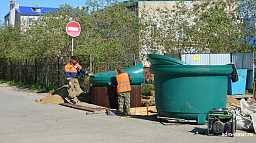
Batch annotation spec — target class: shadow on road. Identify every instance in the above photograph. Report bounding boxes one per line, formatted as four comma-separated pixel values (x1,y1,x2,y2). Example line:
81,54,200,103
189,127,208,135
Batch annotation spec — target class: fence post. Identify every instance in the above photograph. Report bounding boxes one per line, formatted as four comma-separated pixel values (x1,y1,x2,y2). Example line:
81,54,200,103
90,54,92,74
44,58,47,87
25,59,28,82
35,58,37,83
17,60,19,81
4,61,7,81
58,57,60,88
133,54,136,65
10,60,12,81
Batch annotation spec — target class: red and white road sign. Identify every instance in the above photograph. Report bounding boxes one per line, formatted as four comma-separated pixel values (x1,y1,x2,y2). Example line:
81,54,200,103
66,21,81,37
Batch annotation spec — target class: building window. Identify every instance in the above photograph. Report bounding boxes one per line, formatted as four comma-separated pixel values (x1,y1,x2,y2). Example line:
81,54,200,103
6,19,9,26
32,8,41,12
27,18,32,25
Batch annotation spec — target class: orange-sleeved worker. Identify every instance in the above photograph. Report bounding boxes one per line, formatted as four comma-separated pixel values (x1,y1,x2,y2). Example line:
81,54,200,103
64,56,91,104
116,67,132,115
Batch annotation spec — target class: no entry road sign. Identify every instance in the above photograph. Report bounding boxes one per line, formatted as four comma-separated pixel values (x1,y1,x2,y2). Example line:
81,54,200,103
66,21,81,37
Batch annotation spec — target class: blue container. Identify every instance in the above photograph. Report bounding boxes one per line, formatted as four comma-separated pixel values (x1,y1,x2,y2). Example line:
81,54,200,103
228,69,247,95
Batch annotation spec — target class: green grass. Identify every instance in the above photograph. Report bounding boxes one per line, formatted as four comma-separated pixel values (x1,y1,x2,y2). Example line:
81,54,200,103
0,79,57,93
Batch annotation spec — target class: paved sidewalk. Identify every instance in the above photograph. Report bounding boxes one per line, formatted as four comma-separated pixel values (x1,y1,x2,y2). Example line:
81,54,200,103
0,83,255,143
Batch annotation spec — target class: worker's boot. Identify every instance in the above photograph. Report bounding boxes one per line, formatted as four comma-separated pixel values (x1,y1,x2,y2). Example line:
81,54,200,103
65,97,75,104
70,99,77,104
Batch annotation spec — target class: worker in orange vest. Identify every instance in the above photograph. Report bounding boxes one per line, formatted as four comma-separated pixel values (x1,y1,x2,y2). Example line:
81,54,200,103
116,67,132,115
64,56,91,104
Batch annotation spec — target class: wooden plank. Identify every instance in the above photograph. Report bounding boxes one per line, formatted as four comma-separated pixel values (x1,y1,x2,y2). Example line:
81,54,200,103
157,116,197,123
130,106,157,115
230,94,253,99
78,102,110,109
59,103,105,113
253,82,255,101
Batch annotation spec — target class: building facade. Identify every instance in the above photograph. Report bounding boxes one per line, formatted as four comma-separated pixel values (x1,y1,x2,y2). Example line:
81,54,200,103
4,3,58,29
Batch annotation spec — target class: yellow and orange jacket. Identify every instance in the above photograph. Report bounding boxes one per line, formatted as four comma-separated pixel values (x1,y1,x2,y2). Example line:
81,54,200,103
64,62,89,82
116,72,132,93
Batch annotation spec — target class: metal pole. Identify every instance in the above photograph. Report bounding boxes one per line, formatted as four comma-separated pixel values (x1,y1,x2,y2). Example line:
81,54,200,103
72,37,74,56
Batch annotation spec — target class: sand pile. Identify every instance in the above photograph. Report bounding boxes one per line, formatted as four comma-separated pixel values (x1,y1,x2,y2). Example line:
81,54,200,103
37,94,64,105
36,85,87,105
226,95,241,108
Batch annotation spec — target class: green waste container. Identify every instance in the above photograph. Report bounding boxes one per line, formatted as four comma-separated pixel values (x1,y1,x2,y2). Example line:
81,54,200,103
148,54,233,124
89,63,145,109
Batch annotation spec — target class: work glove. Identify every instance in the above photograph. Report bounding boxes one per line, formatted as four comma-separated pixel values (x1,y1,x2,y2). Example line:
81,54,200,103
88,73,92,76
69,81,72,87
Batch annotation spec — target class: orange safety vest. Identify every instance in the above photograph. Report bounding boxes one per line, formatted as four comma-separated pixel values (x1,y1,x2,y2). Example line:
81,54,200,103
64,62,82,72
116,73,131,93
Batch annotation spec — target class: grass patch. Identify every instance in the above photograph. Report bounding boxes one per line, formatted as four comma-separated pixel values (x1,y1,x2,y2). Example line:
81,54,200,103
0,79,56,93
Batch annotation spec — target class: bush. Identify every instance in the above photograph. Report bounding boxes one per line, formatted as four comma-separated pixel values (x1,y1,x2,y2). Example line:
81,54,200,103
141,83,154,96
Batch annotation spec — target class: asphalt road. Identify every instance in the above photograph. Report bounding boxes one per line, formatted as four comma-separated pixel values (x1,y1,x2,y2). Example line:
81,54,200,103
0,83,256,143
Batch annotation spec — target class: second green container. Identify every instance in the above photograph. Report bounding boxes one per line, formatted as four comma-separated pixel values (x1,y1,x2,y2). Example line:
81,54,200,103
148,54,233,124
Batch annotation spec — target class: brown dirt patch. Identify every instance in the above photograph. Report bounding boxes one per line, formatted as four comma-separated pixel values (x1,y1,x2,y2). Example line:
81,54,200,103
37,94,64,105
226,95,241,108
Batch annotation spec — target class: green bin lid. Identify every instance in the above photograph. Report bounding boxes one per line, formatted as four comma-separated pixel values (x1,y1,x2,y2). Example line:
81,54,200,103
148,54,188,65
89,63,145,86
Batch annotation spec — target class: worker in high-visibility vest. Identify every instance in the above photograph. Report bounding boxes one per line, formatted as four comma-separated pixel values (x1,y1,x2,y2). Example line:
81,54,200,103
64,56,91,104
116,67,132,115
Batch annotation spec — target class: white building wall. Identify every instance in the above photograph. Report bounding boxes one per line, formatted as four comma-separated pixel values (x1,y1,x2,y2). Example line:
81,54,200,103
20,15,40,30
5,3,20,26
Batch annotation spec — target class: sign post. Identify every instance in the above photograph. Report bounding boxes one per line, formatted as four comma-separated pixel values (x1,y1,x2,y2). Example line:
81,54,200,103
66,21,81,56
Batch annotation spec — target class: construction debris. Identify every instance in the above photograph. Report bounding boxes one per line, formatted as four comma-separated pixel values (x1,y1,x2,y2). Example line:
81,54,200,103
235,98,256,133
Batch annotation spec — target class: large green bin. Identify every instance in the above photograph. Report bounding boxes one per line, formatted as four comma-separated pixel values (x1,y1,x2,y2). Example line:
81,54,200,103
89,63,144,109
89,63,144,87
148,54,233,124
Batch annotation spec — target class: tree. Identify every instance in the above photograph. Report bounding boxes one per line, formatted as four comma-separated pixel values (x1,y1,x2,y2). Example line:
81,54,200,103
138,0,255,55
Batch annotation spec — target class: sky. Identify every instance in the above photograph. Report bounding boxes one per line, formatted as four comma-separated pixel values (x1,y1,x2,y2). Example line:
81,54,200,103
0,0,124,24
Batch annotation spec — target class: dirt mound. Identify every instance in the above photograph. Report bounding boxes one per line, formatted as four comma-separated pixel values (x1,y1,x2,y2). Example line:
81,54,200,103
36,85,88,105
37,94,64,105
226,95,240,108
